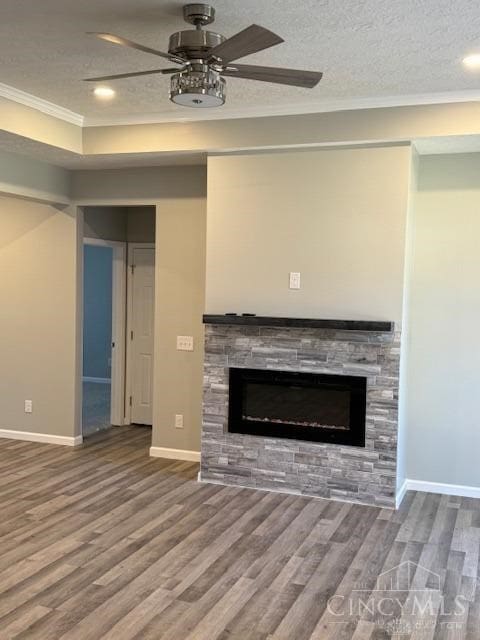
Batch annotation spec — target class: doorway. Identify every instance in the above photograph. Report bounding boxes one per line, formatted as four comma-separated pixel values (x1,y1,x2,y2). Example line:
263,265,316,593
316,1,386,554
80,206,156,437
82,238,126,436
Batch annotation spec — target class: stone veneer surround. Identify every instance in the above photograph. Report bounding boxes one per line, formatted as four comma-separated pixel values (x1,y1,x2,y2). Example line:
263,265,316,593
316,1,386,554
201,322,401,508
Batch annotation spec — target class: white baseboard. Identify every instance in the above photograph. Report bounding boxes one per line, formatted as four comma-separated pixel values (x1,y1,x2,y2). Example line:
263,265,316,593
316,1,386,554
401,478,480,500
396,479,408,508
198,473,479,508
0,428,83,447
149,446,200,462
83,377,111,384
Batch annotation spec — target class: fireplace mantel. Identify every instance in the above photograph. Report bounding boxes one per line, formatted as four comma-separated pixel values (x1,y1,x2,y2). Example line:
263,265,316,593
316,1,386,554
203,314,393,333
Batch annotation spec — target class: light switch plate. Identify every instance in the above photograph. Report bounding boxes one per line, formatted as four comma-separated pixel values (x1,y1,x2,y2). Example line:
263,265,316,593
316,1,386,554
177,335,194,351
289,272,301,289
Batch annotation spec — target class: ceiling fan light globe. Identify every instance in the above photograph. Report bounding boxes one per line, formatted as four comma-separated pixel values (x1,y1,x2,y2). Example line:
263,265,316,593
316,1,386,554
170,69,225,107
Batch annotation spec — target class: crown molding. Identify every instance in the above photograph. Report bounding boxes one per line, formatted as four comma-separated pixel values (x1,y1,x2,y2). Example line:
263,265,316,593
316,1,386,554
83,89,480,128
0,82,84,127
1,80,480,131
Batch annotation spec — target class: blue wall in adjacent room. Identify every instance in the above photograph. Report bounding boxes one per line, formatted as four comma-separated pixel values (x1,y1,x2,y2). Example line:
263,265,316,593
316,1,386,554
83,245,113,379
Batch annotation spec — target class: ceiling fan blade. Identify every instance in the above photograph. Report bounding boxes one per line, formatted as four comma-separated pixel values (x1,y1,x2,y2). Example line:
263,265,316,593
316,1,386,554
84,68,181,82
208,25,284,64
222,63,323,88
87,32,184,65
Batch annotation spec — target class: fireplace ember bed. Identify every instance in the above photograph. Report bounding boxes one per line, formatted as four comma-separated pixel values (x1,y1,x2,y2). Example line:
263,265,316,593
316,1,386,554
228,367,366,447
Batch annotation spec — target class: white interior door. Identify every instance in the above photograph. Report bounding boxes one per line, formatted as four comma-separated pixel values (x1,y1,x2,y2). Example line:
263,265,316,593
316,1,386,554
128,245,155,425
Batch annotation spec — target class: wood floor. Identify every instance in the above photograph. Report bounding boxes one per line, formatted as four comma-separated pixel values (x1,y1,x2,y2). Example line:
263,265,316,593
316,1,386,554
0,426,478,639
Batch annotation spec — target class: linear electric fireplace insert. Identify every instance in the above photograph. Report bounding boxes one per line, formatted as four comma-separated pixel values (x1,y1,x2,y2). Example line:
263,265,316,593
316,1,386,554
228,368,366,447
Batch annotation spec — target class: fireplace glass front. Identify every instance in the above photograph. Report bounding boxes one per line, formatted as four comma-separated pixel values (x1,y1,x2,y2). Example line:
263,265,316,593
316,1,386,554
228,368,366,446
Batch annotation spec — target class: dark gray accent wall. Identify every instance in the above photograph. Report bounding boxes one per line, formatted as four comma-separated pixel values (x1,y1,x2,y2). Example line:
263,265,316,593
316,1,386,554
83,245,113,379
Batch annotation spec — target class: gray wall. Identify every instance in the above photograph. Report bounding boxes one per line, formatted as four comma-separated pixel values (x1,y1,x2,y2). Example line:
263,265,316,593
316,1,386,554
0,196,79,438
72,166,205,204
206,147,412,324
0,148,70,203
83,207,127,241
73,166,207,454
83,206,155,242
126,206,156,242
406,153,480,487
83,245,113,379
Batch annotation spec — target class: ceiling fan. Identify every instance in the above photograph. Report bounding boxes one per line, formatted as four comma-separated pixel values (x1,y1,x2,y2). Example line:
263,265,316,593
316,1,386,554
84,3,323,108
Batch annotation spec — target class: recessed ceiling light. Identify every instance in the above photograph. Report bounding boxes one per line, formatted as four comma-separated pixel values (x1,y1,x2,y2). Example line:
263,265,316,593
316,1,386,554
93,86,116,99
463,54,480,69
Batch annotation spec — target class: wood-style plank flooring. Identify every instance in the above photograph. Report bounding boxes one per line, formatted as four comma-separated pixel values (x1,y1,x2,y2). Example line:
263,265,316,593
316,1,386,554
0,426,478,639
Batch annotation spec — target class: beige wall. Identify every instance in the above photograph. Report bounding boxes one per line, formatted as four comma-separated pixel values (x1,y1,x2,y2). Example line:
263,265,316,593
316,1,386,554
153,198,206,452
0,196,79,438
0,96,82,154
206,146,412,323
0,148,70,204
0,160,205,450
406,153,480,487
71,166,206,204
82,102,480,156
3,96,480,160
73,166,207,453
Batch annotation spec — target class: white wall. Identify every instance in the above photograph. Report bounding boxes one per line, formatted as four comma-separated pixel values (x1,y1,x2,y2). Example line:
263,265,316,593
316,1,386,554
406,153,480,488
206,146,412,324
0,196,80,439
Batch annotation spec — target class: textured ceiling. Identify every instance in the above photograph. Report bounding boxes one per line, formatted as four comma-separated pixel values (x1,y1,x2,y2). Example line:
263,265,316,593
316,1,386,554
1,0,480,123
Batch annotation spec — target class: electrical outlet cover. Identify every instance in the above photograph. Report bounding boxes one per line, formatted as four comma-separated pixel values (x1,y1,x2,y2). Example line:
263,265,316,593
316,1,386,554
177,336,194,351
289,272,301,289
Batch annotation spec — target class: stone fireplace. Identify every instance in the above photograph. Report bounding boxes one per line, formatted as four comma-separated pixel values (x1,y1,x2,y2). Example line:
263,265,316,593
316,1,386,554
201,316,401,508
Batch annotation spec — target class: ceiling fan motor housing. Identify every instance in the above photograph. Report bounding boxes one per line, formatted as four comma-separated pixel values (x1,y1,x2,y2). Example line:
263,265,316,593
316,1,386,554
169,4,226,110
168,30,225,60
